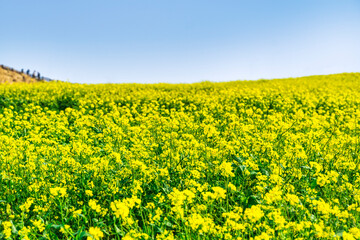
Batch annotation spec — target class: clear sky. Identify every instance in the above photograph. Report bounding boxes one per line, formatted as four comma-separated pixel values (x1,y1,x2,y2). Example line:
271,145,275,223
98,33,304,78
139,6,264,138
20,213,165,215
1,0,360,84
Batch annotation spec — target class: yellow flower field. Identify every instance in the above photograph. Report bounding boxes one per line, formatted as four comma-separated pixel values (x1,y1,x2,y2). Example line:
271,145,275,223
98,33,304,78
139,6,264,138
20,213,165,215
0,73,360,239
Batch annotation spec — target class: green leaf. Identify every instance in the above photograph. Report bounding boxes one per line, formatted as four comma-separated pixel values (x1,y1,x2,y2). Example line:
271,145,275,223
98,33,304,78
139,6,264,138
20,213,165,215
260,168,269,176
78,213,88,222
11,220,18,234
300,165,311,170
78,231,91,239
335,230,344,237
247,195,260,207
233,155,245,164
51,224,63,229
114,224,121,233
238,165,247,172
163,220,173,228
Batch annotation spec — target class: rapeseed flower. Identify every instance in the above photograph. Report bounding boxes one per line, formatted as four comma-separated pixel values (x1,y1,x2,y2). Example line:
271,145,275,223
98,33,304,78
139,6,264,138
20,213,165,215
87,227,104,240
245,205,264,223
2,221,12,239
211,187,227,200
50,187,67,197
110,200,130,219
31,219,45,232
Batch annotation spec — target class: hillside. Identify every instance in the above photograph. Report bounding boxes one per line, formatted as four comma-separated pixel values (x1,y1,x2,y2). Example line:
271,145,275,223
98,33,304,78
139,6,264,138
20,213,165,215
0,65,40,83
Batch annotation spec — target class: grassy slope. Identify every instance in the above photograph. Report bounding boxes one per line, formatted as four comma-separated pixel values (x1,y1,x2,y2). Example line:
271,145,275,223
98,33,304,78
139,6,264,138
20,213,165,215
0,66,38,83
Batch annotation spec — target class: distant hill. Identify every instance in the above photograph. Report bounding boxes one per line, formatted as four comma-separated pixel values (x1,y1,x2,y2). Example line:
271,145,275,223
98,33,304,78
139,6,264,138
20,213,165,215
0,65,53,83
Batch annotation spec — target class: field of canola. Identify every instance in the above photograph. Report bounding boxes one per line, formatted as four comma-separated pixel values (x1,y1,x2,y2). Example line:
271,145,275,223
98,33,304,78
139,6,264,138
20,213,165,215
0,73,360,240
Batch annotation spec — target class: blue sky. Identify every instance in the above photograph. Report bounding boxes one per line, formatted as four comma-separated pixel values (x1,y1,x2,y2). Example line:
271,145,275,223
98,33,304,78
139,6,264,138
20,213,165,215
1,0,359,83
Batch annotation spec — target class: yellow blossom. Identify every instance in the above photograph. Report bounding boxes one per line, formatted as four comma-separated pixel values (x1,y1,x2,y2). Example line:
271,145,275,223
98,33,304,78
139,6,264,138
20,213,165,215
2,221,12,239
244,205,264,223
87,227,104,240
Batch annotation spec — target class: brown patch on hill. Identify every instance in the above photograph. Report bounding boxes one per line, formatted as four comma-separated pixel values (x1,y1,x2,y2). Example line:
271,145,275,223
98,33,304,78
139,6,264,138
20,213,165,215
0,65,41,83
